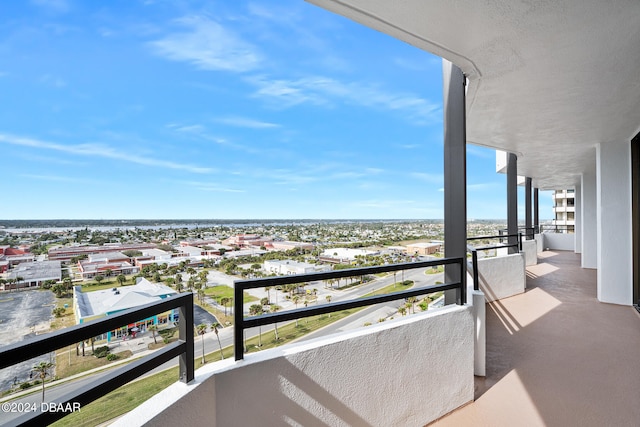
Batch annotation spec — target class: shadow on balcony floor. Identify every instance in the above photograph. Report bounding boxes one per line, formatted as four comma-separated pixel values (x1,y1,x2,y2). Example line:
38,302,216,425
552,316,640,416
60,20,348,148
431,250,640,427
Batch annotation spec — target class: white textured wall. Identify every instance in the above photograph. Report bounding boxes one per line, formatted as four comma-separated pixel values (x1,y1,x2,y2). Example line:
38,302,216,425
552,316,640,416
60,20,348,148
535,234,544,253
477,253,525,302
118,306,474,427
574,182,582,254
582,170,598,268
597,141,633,305
543,233,575,251
521,240,537,266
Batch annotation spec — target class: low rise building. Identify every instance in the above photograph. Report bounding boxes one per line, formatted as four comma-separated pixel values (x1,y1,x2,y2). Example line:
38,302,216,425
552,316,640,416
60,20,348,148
405,242,442,256
320,248,379,263
1,260,62,290
263,260,329,275
73,278,178,342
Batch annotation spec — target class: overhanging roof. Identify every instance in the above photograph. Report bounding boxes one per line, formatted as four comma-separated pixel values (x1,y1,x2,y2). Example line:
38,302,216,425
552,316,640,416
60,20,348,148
308,0,640,189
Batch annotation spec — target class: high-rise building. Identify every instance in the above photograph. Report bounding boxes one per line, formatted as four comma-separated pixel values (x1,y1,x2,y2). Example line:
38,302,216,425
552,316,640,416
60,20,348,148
552,189,575,233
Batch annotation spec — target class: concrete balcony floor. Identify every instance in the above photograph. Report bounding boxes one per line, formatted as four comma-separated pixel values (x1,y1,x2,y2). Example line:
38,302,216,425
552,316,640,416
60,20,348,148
432,250,640,427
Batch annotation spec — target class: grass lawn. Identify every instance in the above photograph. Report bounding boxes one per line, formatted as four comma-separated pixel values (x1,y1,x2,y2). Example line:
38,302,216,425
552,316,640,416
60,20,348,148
425,265,444,274
364,280,414,297
55,348,134,379
49,297,75,330
204,284,257,304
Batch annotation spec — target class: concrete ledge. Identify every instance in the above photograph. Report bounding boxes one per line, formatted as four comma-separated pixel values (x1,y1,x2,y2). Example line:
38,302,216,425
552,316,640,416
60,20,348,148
116,306,474,427
521,240,537,266
477,253,525,302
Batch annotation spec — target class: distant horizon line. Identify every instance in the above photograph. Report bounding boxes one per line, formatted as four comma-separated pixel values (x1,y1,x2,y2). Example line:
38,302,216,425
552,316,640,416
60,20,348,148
0,218,554,223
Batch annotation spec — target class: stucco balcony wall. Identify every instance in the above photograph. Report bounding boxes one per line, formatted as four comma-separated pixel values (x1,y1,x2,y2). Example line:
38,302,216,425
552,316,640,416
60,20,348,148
521,240,537,266
115,305,474,427
541,232,575,251
476,253,526,302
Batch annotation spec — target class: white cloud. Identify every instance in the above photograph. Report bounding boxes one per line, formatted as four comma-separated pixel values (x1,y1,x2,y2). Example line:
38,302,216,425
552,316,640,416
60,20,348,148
183,181,245,193
468,182,499,191
0,133,213,174
410,172,443,184
40,74,66,88
20,174,77,182
149,16,261,72
248,75,440,125
31,0,69,13
215,116,280,129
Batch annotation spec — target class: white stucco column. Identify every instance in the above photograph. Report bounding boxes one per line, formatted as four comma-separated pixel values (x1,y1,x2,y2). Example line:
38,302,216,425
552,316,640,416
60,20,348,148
596,141,632,305
574,182,582,254
581,170,597,269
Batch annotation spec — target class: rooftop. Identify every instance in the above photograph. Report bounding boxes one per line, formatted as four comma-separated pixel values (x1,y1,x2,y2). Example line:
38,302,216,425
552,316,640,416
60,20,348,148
74,278,177,320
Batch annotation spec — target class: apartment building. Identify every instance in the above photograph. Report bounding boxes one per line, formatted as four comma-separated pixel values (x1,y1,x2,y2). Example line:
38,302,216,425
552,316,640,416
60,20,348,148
552,189,575,233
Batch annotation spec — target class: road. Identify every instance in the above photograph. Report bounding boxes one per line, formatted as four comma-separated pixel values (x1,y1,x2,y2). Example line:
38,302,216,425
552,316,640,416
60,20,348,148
0,267,444,425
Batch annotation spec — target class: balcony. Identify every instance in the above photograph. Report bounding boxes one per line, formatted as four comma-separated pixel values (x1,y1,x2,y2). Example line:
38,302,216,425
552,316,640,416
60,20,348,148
4,248,637,426
431,250,640,426
117,251,640,426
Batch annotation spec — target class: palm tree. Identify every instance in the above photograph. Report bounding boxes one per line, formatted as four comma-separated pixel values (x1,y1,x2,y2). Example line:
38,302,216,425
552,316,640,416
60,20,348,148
148,324,158,345
292,295,300,326
211,322,224,359
198,270,208,284
326,295,332,318
32,361,54,402
407,296,417,314
270,305,281,340
220,297,230,316
196,323,207,364
249,304,264,347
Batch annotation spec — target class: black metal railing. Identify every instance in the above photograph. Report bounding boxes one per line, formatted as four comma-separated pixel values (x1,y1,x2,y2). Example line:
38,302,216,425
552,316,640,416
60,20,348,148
0,293,194,426
540,224,574,234
467,233,523,291
499,226,535,240
234,258,465,361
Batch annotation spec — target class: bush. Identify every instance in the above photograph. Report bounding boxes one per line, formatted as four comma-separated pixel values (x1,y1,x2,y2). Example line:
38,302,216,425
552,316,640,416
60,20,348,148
19,382,33,390
94,346,110,358
106,353,119,361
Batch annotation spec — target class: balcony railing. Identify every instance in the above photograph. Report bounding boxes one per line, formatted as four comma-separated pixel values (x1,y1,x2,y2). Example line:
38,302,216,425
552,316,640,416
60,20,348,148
541,224,575,233
0,293,194,426
234,258,466,360
467,233,523,291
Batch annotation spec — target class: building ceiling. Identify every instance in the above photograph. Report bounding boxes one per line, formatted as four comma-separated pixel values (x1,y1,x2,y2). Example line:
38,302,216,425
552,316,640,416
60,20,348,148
308,0,640,189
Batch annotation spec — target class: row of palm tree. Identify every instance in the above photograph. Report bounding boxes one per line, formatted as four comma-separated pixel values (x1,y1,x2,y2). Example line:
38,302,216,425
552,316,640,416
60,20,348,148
196,322,224,364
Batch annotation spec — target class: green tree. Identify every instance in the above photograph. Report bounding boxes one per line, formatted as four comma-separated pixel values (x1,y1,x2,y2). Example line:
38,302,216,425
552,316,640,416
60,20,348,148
94,275,105,284
197,323,208,364
52,307,66,317
211,322,224,359
117,274,126,287
32,361,54,402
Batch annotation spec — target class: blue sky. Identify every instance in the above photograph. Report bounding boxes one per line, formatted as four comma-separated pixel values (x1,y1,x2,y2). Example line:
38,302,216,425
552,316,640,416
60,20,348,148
0,0,552,220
